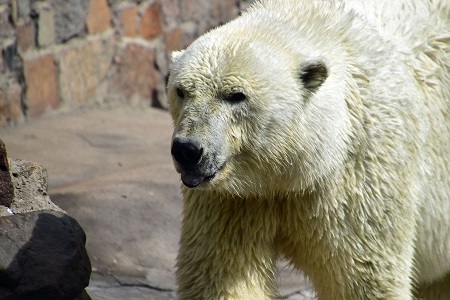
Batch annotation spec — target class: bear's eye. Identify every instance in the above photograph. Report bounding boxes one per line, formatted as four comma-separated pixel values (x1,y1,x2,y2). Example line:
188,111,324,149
176,87,185,99
225,92,246,103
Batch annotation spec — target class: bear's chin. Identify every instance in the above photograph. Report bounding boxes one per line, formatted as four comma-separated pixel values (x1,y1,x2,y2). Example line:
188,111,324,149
181,173,216,188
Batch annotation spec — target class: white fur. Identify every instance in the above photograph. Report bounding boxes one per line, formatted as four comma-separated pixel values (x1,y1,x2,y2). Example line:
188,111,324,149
168,0,450,299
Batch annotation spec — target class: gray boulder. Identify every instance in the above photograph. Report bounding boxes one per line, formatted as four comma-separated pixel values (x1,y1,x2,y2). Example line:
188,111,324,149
0,139,91,299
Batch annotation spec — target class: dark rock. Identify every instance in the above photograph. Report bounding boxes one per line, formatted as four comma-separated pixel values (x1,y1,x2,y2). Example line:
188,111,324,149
0,210,91,300
0,139,14,207
74,289,92,300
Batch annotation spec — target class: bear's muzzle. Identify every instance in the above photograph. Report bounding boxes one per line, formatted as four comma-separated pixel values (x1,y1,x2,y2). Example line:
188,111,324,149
171,137,218,188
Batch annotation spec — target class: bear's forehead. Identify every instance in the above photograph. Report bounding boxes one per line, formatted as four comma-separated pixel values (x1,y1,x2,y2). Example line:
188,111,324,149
188,39,251,69
175,37,292,95
175,42,255,89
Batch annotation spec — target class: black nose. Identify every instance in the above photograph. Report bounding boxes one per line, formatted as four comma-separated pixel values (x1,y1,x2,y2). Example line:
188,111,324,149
171,139,203,167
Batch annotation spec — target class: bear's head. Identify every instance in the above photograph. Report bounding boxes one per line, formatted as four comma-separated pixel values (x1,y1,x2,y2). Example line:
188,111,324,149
168,20,352,195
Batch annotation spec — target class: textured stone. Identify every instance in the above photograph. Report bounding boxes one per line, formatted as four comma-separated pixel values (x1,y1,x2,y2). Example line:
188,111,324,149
11,0,31,23
23,53,58,117
1,42,16,72
164,27,182,51
155,47,168,77
35,2,55,47
51,0,89,43
8,159,64,215
139,1,163,40
16,0,31,18
0,139,13,207
180,0,240,34
152,46,169,110
0,81,23,126
180,0,206,23
179,21,197,49
0,5,14,43
161,0,179,26
113,42,157,101
16,21,34,52
86,0,111,34
59,35,114,104
212,0,239,25
118,4,138,37
0,0,252,128
0,210,91,299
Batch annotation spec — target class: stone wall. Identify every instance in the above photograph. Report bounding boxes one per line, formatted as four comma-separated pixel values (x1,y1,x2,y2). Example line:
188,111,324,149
0,0,254,127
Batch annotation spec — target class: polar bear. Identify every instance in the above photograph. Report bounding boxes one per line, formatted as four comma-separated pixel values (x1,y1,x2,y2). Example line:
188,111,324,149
167,0,450,299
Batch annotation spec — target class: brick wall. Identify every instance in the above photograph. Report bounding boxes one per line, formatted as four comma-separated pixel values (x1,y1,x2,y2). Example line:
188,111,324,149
0,0,254,127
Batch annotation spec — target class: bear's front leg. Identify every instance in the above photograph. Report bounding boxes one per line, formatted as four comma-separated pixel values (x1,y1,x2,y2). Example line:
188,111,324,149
285,194,418,300
176,190,279,300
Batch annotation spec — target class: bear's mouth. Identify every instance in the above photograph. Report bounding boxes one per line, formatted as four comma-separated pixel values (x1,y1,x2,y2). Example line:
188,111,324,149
181,173,216,188
180,163,225,188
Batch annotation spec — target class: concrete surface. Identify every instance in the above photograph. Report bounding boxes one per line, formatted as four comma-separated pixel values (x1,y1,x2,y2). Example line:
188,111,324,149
0,108,314,299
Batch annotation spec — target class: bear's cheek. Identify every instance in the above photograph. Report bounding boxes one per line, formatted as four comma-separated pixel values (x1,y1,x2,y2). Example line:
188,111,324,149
225,123,246,152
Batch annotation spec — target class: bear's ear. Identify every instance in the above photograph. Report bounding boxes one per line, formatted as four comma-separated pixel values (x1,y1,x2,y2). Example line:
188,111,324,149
299,58,329,93
170,50,185,64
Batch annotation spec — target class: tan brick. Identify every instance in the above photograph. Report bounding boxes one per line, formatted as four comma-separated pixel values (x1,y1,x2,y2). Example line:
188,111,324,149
0,89,8,126
36,3,54,47
139,1,163,40
23,54,58,117
7,83,22,121
164,27,182,51
0,82,23,126
0,5,14,42
118,4,137,37
113,42,157,101
59,36,114,104
16,21,34,52
86,0,111,34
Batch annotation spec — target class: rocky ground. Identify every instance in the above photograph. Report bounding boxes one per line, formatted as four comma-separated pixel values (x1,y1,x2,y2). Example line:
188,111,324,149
0,108,315,299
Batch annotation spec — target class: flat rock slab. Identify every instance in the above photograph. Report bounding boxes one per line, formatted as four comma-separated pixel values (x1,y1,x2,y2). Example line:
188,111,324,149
0,108,314,299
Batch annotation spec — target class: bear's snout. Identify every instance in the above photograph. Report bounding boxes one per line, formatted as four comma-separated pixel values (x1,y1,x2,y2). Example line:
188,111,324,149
171,138,203,167
171,137,222,188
